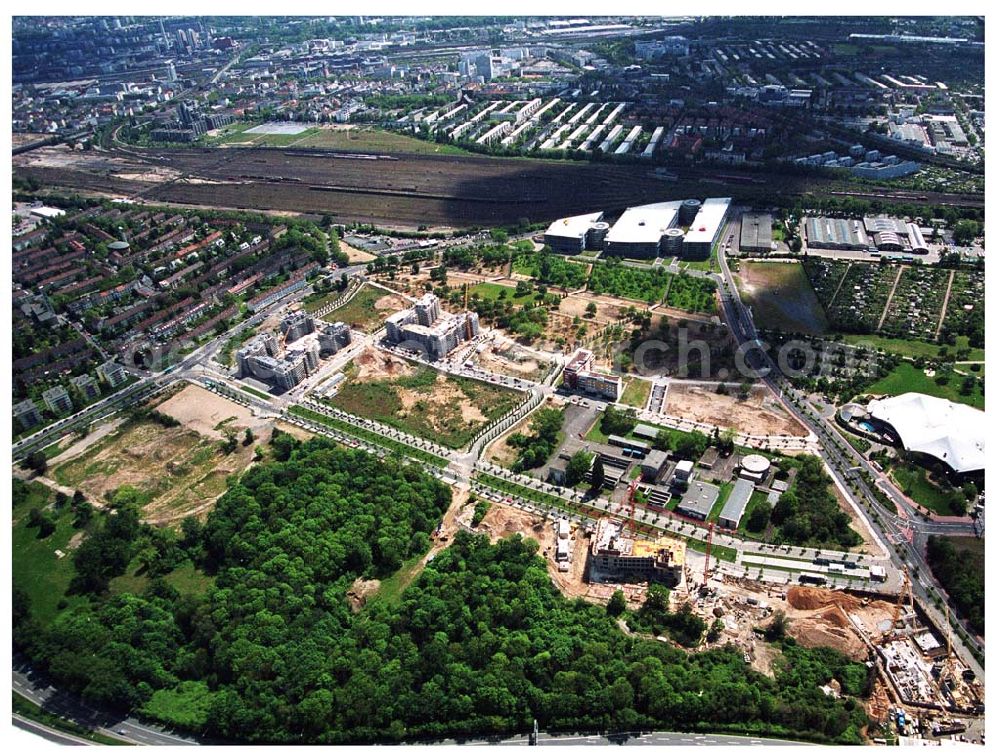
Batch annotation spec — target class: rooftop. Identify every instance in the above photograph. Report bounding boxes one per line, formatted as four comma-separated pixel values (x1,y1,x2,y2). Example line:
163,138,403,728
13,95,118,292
605,201,682,246
544,211,604,241
683,197,731,244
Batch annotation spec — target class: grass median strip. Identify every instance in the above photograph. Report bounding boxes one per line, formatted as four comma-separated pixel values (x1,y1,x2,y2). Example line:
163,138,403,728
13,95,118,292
287,405,449,467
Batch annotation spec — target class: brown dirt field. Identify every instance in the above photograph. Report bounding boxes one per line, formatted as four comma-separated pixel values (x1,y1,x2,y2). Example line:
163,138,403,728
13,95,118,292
355,346,414,381
52,418,256,525
483,412,536,468
560,294,629,324
273,420,317,441
156,383,266,440
752,640,780,678
787,586,863,612
374,292,409,312
474,342,550,381
787,612,868,660
341,240,377,264
663,383,808,437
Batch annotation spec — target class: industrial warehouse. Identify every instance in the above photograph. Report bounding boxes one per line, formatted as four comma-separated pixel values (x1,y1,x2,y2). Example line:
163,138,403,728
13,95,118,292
544,196,732,259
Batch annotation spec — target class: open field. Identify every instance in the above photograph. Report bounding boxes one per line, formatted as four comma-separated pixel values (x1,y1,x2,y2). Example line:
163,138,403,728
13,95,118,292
305,282,407,328
736,261,828,335
619,377,652,408
471,339,553,383
17,145,982,229
663,383,809,437
291,125,473,155
864,362,984,409
50,388,260,523
329,348,521,448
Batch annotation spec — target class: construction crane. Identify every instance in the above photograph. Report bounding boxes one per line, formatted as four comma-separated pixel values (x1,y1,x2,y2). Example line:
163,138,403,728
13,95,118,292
941,603,955,690
883,569,911,644
623,477,640,537
702,522,715,589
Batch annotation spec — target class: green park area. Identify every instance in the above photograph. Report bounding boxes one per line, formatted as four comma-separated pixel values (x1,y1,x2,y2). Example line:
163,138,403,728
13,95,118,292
736,262,828,335
864,362,984,409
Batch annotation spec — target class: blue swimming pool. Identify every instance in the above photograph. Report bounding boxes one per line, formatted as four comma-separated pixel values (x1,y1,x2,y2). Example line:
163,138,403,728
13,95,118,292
858,421,877,434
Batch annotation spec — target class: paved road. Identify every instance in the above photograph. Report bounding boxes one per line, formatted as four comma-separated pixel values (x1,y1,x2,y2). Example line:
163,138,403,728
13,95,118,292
13,664,198,746
13,714,94,746
713,228,984,678
437,731,808,746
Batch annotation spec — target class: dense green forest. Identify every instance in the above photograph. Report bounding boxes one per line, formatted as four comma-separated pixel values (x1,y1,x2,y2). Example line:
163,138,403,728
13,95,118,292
14,438,871,744
925,536,985,636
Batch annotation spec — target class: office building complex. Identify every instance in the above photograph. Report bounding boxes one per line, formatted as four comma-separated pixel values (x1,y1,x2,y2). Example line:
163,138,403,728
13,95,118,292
603,201,682,258
562,348,622,401
543,211,606,253
682,197,732,258
385,293,480,361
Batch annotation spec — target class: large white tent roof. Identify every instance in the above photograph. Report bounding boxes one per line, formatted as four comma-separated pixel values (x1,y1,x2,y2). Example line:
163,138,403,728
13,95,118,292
867,392,985,474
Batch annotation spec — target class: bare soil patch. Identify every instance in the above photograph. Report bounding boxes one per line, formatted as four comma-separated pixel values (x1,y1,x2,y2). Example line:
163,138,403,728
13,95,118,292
355,346,414,381
663,383,808,437
156,383,266,441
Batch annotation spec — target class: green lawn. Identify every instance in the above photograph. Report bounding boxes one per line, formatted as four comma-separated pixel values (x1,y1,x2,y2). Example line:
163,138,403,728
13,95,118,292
468,281,535,305
842,334,985,362
310,283,392,331
889,464,961,516
619,378,652,408
293,127,474,156
13,492,90,625
708,481,735,524
864,362,984,409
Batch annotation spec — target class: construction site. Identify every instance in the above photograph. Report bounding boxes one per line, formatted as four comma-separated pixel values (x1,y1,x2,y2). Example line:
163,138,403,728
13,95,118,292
472,472,984,744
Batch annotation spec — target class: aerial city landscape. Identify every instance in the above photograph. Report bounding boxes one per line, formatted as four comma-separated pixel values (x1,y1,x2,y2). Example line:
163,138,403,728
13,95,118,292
10,14,986,747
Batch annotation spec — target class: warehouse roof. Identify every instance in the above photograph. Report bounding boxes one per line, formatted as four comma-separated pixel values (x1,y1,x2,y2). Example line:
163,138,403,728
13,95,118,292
867,392,985,474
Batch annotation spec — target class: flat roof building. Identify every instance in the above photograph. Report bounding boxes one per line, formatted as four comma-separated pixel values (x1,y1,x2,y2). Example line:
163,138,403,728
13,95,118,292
562,348,622,401
589,519,685,586
603,201,682,259
718,478,755,530
14,399,43,431
682,197,732,259
385,293,480,362
544,211,605,254
739,212,774,253
805,217,869,250
676,480,720,520
42,385,73,415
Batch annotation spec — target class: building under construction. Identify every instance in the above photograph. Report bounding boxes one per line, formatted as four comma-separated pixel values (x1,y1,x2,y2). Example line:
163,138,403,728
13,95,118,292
588,519,685,587
385,293,480,361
